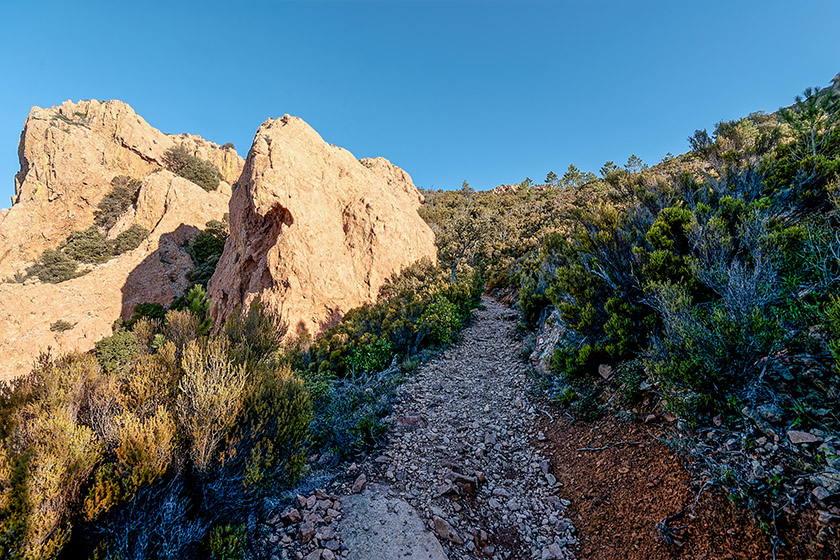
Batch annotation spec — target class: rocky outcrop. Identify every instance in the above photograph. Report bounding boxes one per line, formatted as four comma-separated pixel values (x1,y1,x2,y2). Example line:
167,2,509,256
0,100,241,380
0,99,242,277
208,115,436,337
0,172,231,380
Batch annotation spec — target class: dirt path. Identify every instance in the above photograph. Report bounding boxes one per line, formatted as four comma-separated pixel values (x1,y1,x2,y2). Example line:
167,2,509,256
337,296,576,559
257,297,809,560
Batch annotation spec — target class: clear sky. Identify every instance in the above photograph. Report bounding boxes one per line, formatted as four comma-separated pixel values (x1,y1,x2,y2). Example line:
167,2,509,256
1,0,838,207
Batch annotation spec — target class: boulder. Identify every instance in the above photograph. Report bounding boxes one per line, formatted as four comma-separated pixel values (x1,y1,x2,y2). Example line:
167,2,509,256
208,115,436,337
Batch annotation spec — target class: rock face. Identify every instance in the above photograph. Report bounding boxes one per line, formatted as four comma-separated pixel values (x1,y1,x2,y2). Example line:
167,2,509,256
208,115,436,337
0,99,242,277
0,100,241,380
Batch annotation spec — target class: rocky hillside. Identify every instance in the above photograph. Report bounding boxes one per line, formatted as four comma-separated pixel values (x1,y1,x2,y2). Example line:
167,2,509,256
0,100,243,380
1,100,242,276
0,102,437,381
208,115,437,338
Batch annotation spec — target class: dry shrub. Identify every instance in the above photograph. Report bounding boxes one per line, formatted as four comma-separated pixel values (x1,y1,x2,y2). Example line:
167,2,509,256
164,309,200,355
118,342,180,418
23,414,104,558
115,407,178,495
178,338,247,472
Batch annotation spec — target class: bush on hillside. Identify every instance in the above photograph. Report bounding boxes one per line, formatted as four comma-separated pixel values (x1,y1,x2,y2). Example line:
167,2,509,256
95,175,143,230
164,146,221,192
28,248,85,283
111,224,150,255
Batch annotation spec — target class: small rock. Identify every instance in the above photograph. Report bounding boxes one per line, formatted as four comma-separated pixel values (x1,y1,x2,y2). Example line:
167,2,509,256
352,474,367,494
813,486,831,502
598,364,613,379
644,414,657,424
788,430,823,445
299,522,315,542
281,508,302,524
322,551,336,560
432,515,464,544
545,473,557,486
757,404,784,425
303,550,322,560
542,543,565,560
537,431,547,441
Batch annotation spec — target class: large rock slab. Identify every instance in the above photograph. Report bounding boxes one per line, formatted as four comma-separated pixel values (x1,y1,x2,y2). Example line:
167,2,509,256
208,115,436,337
340,484,447,560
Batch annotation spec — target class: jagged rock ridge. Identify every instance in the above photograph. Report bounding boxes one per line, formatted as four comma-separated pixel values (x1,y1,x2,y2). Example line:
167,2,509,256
208,115,437,337
0,100,241,380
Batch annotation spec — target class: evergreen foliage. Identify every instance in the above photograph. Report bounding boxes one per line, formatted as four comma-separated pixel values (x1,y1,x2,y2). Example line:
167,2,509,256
163,145,222,192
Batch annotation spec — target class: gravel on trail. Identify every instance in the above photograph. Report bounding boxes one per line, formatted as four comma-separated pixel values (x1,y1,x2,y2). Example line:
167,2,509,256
258,297,576,560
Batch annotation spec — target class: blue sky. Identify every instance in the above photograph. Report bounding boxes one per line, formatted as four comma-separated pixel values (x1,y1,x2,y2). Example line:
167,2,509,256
0,1,838,206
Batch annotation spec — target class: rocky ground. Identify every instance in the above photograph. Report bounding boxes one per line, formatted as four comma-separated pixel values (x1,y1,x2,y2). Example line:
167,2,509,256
256,297,576,559
254,296,830,559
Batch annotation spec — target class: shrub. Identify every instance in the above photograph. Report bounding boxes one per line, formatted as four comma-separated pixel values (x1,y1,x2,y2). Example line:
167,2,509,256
178,338,248,472
164,146,221,192
16,414,104,559
208,524,248,560
95,330,139,374
114,407,177,495
62,226,112,264
230,365,311,495
117,342,180,417
95,176,142,230
346,337,393,376
419,294,461,345
110,224,149,255
49,319,74,333
224,301,286,366
163,309,201,354
131,302,166,324
28,248,84,283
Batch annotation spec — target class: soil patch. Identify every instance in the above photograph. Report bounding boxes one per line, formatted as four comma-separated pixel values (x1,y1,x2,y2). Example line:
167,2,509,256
540,415,773,559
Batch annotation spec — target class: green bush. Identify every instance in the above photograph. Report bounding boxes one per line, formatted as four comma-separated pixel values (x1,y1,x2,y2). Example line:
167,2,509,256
230,364,312,495
95,176,142,230
111,224,150,255
208,524,248,560
419,294,461,345
49,319,74,333
28,248,85,283
62,226,112,264
346,337,393,376
164,146,221,192
95,330,139,374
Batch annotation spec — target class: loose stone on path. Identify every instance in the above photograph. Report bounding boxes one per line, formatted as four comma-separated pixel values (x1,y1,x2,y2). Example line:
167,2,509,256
340,296,577,559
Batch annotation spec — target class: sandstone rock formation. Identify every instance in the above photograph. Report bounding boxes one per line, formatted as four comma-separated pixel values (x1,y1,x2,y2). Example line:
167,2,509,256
0,100,241,380
0,99,242,277
0,173,231,380
208,115,436,337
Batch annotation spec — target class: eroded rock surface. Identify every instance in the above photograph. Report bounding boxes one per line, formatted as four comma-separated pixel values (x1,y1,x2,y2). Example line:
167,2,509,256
0,99,241,380
1,99,242,276
208,115,436,338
